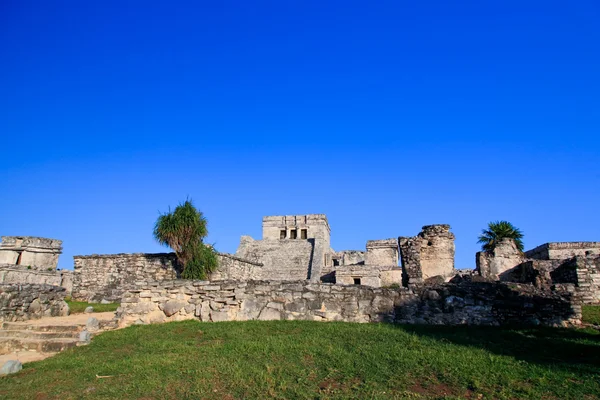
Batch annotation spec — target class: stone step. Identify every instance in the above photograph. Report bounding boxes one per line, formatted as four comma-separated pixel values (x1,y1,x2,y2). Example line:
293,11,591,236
0,337,80,354
1,322,83,333
0,330,80,340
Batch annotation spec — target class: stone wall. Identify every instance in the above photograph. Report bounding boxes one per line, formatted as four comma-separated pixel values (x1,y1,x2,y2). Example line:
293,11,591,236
209,253,263,281
333,250,366,266
476,238,525,280
72,253,179,302
498,254,600,305
235,237,313,280
525,242,600,260
0,264,73,293
71,252,266,303
365,239,399,266
335,265,402,287
399,225,455,287
116,279,580,328
0,236,63,270
0,284,69,322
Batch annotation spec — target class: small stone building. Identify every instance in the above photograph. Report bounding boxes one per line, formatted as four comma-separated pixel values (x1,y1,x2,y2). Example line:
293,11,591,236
0,236,63,270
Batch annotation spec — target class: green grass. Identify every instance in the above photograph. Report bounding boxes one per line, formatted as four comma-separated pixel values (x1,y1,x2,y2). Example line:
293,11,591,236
65,298,119,314
583,305,600,325
1,321,599,399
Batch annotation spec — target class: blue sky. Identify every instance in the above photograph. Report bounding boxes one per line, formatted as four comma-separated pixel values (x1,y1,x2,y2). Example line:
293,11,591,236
1,1,598,270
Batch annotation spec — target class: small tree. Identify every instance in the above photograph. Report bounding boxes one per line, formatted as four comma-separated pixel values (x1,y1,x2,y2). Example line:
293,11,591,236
153,200,218,279
477,220,524,253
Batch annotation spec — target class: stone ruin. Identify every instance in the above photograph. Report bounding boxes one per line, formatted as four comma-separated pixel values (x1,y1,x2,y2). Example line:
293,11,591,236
0,236,63,270
399,225,456,287
0,236,73,294
1,214,598,328
476,240,600,304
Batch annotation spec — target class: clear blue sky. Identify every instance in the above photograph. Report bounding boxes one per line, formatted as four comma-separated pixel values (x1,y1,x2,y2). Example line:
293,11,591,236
1,1,598,270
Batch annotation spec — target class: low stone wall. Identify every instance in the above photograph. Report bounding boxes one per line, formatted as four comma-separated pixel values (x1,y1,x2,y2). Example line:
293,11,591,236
0,284,69,322
72,252,265,303
72,253,179,302
0,265,73,294
116,279,580,328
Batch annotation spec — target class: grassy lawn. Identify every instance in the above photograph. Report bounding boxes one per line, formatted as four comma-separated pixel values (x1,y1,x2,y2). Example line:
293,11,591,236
65,298,120,314
0,320,599,400
583,305,600,325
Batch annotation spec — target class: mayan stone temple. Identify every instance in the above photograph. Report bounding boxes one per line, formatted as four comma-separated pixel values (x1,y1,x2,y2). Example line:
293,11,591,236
1,214,599,332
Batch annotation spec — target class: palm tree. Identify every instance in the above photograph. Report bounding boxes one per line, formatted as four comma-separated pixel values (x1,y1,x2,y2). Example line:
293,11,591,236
153,200,218,279
477,220,524,253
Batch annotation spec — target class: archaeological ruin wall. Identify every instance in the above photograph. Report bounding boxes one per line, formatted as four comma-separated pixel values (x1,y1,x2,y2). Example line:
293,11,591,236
235,236,314,280
71,252,264,303
476,238,525,280
334,239,402,287
116,279,581,328
399,225,456,287
0,284,69,322
525,242,600,260
0,236,63,270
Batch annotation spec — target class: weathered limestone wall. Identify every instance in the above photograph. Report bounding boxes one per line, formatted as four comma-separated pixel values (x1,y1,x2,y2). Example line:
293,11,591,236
72,253,179,302
399,225,455,286
235,237,313,280
335,265,402,287
498,254,600,305
260,214,331,282
209,253,263,281
525,242,600,260
0,236,63,270
0,265,73,294
116,279,580,328
365,239,398,266
72,252,265,303
334,250,366,266
476,238,525,280
0,284,69,322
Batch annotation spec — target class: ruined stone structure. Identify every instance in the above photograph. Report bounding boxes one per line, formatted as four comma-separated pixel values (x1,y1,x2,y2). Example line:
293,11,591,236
236,215,402,287
0,236,63,270
476,238,525,280
0,284,69,322
525,242,600,260
68,214,404,302
0,237,73,295
0,265,73,292
335,239,401,286
116,279,581,328
237,215,333,281
481,241,600,305
71,252,262,303
399,225,456,287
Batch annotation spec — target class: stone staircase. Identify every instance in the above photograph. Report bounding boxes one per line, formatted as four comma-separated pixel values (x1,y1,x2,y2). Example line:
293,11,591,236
0,321,86,354
0,312,117,358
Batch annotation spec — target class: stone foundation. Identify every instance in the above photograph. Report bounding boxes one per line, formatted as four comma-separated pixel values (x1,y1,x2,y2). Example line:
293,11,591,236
0,284,69,322
116,279,580,328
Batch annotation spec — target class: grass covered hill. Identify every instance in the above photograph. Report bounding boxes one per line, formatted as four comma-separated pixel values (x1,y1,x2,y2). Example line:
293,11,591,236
1,319,599,399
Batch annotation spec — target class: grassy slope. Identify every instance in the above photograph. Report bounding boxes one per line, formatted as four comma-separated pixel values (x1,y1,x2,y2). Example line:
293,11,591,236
65,299,119,314
0,320,599,400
